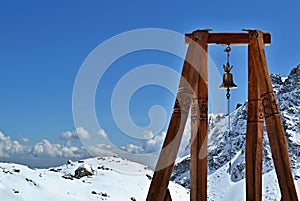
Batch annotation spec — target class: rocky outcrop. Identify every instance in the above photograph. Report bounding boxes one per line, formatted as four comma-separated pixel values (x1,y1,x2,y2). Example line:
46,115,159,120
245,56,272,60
172,64,300,188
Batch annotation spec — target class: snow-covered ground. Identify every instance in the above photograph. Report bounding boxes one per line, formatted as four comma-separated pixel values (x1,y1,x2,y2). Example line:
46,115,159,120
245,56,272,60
171,65,300,200
0,156,189,201
2,65,300,200
2,155,300,201
207,161,300,200
173,153,300,200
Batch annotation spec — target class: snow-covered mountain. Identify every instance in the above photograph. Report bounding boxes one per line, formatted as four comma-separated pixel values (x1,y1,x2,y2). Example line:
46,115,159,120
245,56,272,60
171,64,300,200
2,65,300,201
0,156,189,201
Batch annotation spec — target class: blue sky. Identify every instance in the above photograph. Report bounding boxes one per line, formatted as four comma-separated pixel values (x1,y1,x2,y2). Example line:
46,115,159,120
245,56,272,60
0,0,300,167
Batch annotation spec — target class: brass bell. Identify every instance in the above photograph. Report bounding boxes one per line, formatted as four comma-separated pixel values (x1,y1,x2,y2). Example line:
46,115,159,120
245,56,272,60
219,62,237,89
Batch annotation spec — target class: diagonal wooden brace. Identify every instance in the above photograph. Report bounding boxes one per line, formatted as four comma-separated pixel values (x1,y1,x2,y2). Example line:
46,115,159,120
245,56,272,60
147,28,296,201
146,30,209,201
249,30,298,201
163,189,172,201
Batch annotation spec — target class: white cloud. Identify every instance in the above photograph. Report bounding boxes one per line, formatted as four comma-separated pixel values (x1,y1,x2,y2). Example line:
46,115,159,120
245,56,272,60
143,130,154,139
0,118,191,166
144,132,166,153
0,131,87,159
60,127,91,144
120,144,144,154
75,127,90,140
98,129,108,139
142,118,191,155
61,146,83,158
86,144,115,156
92,119,191,156
61,131,73,141
33,139,85,158
22,137,30,144
0,131,30,157
33,139,62,157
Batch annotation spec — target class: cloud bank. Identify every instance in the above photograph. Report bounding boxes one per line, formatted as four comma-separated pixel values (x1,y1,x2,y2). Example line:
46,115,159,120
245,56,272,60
0,120,191,168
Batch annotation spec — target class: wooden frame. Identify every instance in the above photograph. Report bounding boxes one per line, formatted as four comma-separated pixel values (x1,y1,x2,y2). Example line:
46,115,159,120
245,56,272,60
185,32,271,45
146,30,298,201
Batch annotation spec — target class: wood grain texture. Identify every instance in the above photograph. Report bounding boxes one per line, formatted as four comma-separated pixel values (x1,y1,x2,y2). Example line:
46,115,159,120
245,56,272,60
146,30,209,201
246,44,264,201
249,30,298,201
190,31,209,201
147,29,296,201
164,189,172,201
185,32,271,45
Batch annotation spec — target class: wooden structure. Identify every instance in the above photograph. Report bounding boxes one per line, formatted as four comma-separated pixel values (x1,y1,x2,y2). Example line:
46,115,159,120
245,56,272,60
146,30,298,201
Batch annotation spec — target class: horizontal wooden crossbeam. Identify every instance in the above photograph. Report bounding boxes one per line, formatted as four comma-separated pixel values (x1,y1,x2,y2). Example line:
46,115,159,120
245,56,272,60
185,31,271,45
147,29,297,201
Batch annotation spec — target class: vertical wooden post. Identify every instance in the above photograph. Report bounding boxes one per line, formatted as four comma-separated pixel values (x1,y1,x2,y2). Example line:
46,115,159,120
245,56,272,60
190,31,209,201
246,43,264,201
164,189,172,201
146,32,207,201
249,30,298,201
147,29,296,201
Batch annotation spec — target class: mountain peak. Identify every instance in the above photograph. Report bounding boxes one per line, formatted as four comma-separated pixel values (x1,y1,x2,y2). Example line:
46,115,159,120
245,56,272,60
289,64,300,76
280,64,300,93
172,65,300,199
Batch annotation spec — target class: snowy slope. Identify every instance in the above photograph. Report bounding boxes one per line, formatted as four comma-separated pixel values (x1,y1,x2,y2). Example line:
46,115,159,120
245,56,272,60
172,64,300,200
207,165,300,201
0,156,189,201
2,65,300,201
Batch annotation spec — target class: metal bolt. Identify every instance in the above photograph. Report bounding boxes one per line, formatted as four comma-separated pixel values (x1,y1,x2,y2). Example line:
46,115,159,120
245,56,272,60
253,32,259,39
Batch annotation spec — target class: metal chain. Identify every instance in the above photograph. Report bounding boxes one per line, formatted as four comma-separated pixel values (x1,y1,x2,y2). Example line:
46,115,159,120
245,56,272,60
225,44,232,175
227,88,232,175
